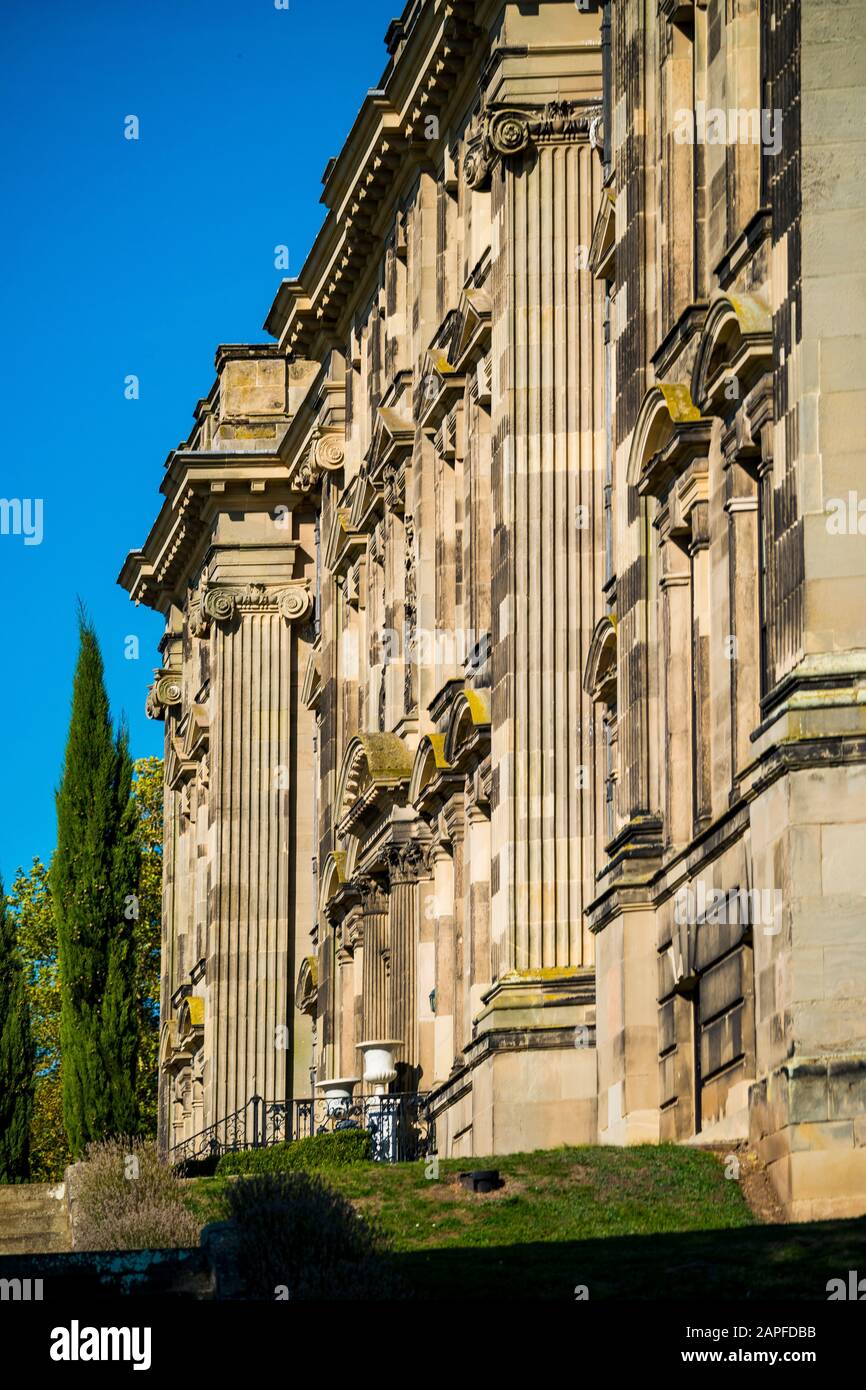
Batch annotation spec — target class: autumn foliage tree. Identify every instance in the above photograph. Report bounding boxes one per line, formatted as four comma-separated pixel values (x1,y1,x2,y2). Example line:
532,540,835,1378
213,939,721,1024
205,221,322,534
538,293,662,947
0,878,34,1180
130,755,162,1134
8,858,64,1179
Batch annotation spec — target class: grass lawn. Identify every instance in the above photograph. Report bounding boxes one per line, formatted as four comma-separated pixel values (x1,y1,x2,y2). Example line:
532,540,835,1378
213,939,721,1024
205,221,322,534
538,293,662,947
185,1144,866,1300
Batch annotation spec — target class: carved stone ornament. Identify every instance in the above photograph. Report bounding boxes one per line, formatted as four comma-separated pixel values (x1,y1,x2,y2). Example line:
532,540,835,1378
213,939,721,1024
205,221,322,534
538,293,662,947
353,874,388,915
277,584,314,623
385,840,425,884
156,675,182,705
237,583,270,611
293,433,345,494
369,520,386,567
404,514,417,715
194,582,314,627
463,140,492,191
313,433,345,472
188,603,208,639
294,449,319,494
489,109,531,157
145,672,183,721
383,466,405,515
201,587,237,625
464,100,601,190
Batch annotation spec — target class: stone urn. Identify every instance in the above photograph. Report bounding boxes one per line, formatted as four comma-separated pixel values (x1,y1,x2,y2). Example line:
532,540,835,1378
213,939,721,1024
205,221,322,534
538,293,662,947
357,1040,402,1094
317,1076,361,1117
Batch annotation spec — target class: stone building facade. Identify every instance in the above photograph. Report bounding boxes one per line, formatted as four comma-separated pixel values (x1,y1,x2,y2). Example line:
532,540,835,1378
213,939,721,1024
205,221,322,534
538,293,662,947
121,0,866,1219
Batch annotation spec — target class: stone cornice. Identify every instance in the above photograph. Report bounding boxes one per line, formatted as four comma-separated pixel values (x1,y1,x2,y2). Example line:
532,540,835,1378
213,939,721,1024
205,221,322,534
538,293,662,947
261,8,600,360
262,4,486,358
118,451,298,612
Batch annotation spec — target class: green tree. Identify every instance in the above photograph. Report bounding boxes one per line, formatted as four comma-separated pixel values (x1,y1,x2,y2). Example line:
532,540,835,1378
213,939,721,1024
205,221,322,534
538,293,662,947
131,756,163,1134
11,761,163,1177
0,878,35,1180
52,611,140,1155
8,858,67,1179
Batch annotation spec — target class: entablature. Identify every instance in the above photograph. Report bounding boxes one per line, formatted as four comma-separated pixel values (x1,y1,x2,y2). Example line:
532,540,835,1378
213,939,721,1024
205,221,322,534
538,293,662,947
119,453,307,612
265,7,599,362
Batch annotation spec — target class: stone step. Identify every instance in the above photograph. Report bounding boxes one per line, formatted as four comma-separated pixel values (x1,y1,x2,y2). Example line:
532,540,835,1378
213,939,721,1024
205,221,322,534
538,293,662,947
0,1211,68,1236
0,1230,70,1255
0,1185,65,1207
0,1194,65,1214
0,1184,71,1255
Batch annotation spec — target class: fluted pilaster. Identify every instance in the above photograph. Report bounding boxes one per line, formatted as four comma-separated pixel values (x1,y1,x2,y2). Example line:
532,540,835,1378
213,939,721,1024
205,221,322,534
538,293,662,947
207,575,315,1122
386,846,423,1081
357,876,389,1044
489,113,604,974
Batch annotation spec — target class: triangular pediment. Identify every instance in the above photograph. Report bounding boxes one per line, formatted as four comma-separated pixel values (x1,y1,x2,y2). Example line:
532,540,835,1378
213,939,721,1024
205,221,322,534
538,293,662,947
367,404,414,484
589,189,616,281
301,650,322,711
418,287,491,427
453,287,492,365
348,465,382,532
323,489,367,577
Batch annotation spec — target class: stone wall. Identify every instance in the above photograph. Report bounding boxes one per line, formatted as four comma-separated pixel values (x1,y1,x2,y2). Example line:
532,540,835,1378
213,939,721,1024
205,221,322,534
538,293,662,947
120,0,866,1218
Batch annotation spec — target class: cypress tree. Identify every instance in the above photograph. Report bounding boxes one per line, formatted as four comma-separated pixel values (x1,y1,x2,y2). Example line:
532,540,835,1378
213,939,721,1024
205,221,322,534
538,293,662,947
0,878,35,1181
52,611,140,1155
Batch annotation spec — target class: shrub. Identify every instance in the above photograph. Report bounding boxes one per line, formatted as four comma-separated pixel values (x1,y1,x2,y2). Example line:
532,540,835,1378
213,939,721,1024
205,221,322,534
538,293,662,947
216,1128,371,1176
74,1136,200,1251
224,1170,400,1300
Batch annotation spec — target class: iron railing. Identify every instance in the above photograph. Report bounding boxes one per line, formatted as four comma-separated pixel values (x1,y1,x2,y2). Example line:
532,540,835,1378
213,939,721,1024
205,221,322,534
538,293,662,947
169,1092,433,1166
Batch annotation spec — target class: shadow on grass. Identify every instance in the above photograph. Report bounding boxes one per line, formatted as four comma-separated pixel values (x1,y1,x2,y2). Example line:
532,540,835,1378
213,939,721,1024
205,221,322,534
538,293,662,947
392,1217,866,1300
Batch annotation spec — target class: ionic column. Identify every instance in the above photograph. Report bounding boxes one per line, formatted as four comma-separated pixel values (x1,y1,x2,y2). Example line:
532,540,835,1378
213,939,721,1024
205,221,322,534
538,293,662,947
201,575,315,1123
480,102,604,974
386,846,422,1088
688,503,712,828
464,795,492,1044
723,449,761,784
429,839,455,1081
336,908,361,1080
441,796,466,1058
357,876,389,1046
659,529,692,851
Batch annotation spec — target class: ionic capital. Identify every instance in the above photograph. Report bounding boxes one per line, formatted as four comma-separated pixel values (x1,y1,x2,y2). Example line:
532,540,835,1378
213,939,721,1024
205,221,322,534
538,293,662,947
313,432,345,472
276,583,314,623
187,584,236,634
292,431,345,494
189,581,313,632
464,100,602,190
145,670,183,721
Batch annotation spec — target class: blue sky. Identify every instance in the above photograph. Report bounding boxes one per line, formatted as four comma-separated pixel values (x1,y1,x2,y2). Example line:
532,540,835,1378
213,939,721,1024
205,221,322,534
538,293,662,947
0,0,397,889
